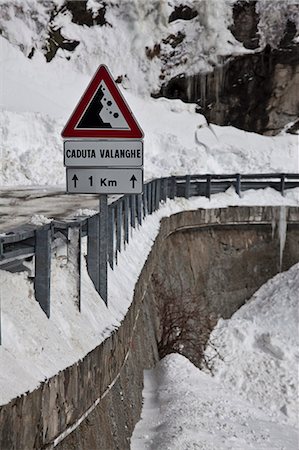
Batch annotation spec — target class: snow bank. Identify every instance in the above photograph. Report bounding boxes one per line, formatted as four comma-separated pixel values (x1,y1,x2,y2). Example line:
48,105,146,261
1,100,298,187
131,353,298,450
132,263,299,449
205,263,299,427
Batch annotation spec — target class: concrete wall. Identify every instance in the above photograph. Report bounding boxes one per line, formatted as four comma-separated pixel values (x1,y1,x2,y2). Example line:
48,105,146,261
0,206,298,449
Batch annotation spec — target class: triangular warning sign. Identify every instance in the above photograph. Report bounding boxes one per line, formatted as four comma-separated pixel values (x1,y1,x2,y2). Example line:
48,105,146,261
62,65,144,139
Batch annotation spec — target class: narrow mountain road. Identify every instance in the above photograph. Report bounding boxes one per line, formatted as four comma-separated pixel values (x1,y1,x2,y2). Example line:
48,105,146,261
0,188,104,233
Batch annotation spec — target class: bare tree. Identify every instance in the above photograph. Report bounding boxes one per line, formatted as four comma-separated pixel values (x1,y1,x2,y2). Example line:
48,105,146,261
152,274,220,370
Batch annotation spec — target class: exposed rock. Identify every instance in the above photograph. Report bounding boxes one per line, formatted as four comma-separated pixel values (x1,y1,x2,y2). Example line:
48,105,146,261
157,38,299,135
44,27,80,62
266,62,299,135
279,19,297,48
156,4,299,135
145,43,161,59
287,119,299,135
64,0,108,27
230,0,259,49
168,4,198,23
28,47,35,59
42,1,109,62
162,31,186,49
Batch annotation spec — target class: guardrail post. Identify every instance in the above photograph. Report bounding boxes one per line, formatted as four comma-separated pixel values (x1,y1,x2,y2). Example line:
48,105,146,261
99,195,108,305
155,179,161,210
34,226,51,318
169,176,176,199
87,214,100,292
130,194,136,229
185,175,191,199
143,184,148,217
160,178,167,202
280,174,285,196
116,200,122,261
152,180,156,211
137,193,142,226
124,196,129,245
151,181,155,212
206,175,211,199
108,205,114,270
67,225,81,311
236,174,241,197
148,182,152,214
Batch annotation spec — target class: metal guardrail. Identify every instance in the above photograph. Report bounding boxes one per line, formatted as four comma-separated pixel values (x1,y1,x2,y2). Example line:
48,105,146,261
0,173,299,344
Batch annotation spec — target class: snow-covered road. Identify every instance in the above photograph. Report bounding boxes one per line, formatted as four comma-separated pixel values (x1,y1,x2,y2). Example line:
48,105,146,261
0,188,100,232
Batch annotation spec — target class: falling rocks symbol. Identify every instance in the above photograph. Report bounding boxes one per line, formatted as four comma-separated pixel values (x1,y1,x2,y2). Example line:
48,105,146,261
77,83,112,129
61,65,144,139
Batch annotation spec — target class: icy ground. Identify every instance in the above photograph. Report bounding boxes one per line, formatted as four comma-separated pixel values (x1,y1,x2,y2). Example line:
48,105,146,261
131,264,299,450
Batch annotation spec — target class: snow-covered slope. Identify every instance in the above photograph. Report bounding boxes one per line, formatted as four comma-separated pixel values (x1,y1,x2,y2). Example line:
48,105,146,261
1,33,298,186
205,262,299,427
0,0,243,95
132,263,299,449
0,1,298,187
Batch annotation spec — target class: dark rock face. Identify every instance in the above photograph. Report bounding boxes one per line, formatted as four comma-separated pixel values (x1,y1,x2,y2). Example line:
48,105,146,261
44,27,80,62
169,4,198,23
230,0,259,49
157,34,299,135
65,0,108,27
42,1,109,62
287,118,299,134
156,4,299,135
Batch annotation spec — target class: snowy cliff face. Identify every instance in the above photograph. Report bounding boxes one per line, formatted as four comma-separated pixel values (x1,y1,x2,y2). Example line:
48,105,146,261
0,0,243,95
0,0,298,187
158,0,299,135
0,0,298,135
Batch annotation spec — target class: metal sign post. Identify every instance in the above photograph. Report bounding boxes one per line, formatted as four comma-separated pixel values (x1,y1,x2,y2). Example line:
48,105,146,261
99,194,108,305
62,64,144,307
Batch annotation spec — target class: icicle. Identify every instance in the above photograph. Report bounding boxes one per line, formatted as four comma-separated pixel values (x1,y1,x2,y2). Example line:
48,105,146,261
187,77,192,102
278,206,288,272
271,213,276,239
215,63,223,107
200,74,206,109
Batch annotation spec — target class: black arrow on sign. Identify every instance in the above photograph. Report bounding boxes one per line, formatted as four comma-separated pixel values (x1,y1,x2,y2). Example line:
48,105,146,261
130,174,137,189
72,174,78,188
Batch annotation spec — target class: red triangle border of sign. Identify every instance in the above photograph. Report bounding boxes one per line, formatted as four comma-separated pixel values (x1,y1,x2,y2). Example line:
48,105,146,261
61,65,144,139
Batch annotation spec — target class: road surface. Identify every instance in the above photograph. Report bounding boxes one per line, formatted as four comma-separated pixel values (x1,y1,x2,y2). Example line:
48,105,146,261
0,187,104,233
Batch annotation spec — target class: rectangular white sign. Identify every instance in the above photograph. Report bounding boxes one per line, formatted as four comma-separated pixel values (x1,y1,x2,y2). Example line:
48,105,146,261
66,168,143,194
64,140,143,167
